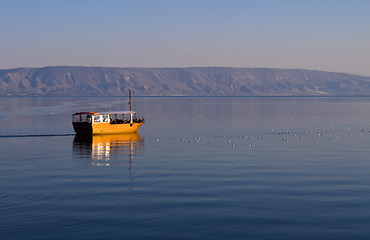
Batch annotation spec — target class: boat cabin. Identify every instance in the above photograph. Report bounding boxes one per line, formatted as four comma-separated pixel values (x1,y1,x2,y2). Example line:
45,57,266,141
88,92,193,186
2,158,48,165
72,111,144,135
73,111,144,125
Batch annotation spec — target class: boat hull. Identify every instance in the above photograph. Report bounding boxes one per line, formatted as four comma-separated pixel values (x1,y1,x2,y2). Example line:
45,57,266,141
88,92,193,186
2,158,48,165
73,122,144,135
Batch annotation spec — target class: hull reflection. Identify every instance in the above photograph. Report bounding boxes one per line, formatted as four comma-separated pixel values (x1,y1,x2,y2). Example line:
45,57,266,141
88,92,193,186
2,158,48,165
73,133,144,166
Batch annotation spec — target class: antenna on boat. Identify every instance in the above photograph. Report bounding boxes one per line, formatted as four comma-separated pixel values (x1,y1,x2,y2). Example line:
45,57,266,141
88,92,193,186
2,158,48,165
128,89,132,111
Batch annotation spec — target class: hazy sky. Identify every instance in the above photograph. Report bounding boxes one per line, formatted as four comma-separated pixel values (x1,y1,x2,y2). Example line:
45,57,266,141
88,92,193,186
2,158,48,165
1,0,370,76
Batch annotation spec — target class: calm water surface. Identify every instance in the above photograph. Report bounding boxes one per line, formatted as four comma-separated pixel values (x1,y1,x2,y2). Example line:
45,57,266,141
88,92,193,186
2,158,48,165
1,97,370,239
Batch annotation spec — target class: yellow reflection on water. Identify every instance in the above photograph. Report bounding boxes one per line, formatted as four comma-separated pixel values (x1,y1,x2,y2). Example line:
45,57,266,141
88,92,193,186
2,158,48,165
73,133,144,166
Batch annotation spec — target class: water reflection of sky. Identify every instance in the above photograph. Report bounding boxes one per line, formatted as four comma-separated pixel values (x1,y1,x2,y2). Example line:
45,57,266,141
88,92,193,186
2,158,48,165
3,97,370,239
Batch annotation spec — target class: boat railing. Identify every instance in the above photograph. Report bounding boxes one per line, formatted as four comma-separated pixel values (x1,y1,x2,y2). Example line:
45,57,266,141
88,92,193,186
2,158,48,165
110,117,144,125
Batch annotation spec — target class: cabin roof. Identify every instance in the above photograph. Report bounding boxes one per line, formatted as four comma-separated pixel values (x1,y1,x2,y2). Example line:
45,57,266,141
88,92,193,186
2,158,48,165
73,111,136,115
98,111,136,115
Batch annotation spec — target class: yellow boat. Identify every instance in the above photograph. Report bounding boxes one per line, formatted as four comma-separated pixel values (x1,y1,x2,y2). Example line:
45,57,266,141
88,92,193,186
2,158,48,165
72,90,144,135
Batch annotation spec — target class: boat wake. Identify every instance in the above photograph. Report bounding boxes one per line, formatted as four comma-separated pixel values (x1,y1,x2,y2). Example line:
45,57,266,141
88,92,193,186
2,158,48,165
0,133,75,138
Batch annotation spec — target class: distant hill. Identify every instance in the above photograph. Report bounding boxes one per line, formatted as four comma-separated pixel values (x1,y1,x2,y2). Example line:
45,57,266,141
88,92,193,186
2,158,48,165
1,66,370,96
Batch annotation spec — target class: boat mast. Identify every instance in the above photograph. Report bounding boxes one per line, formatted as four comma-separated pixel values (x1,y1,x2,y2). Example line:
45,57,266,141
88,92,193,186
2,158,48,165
129,89,133,124
128,89,132,111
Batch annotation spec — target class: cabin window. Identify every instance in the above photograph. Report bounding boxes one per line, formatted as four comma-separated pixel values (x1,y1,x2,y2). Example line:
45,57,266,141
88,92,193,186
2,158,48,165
73,114,91,123
73,115,80,122
110,114,125,124
102,115,109,123
93,115,102,123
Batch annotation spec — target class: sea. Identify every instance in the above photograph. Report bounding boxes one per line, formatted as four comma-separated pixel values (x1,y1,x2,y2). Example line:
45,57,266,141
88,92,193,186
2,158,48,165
1,96,370,240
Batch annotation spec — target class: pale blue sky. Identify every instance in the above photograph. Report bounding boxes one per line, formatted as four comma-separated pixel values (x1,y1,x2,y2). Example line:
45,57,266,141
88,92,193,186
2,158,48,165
1,0,370,76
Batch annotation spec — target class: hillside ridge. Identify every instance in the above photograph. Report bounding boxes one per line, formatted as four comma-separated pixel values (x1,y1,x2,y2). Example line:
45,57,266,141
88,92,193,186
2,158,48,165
1,66,370,96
